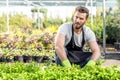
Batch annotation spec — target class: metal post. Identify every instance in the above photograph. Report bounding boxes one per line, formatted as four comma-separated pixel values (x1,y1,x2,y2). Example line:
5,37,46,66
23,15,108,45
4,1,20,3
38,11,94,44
6,0,9,34
90,0,93,27
25,0,43,30
37,8,40,30
102,0,106,54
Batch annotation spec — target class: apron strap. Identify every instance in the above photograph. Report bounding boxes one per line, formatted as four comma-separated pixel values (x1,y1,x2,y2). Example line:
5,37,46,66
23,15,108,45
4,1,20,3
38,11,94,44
71,25,85,49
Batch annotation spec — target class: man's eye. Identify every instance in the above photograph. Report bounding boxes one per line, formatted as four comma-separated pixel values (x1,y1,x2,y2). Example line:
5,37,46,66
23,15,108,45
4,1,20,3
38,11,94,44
75,16,78,19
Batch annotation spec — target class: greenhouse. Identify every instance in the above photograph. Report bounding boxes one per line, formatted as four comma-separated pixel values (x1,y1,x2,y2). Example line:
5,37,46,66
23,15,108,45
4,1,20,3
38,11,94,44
0,0,120,80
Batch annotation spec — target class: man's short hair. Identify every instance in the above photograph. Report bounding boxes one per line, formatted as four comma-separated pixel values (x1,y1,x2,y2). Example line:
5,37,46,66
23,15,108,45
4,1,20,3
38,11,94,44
75,6,89,19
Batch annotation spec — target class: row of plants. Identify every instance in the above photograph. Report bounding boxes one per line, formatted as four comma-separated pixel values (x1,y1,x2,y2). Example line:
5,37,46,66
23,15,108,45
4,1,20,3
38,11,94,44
1,48,54,56
0,62,119,80
0,29,56,50
0,15,103,50
0,54,50,63
0,48,54,63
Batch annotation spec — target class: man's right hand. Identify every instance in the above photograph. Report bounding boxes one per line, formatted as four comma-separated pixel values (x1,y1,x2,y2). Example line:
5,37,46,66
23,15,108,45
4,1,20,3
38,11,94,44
62,59,71,67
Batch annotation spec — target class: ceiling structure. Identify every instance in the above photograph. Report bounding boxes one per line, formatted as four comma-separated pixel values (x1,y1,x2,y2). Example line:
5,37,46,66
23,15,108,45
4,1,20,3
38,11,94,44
0,0,117,7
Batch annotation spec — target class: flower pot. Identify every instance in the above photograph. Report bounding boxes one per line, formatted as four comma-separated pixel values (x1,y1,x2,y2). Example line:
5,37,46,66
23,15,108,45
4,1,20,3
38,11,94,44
14,56,23,62
32,56,43,63
0,56,5,62
42,56,50,63
5,56,14,63
23,55,32,63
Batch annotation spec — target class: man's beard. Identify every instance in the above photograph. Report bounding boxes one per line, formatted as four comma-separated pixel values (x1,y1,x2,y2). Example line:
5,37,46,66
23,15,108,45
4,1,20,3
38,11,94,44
74,23,84,29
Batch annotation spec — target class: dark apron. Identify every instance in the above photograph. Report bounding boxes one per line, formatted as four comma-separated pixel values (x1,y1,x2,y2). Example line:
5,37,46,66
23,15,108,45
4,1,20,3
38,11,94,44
55,25,92,67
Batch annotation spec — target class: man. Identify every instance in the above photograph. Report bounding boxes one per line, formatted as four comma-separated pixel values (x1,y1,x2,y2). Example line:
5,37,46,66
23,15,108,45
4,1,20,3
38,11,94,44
55,6,101,67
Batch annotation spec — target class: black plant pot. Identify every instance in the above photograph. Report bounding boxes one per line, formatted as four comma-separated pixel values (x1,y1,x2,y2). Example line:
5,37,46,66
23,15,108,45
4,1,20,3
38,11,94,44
42,56,50,63
23,55,32,63
43,56,49,60
32,56,37,62
36,56,44,63
0,56,6,62
14,56,24,62
0,57,2,62
5,56,14,63
32,56,43,63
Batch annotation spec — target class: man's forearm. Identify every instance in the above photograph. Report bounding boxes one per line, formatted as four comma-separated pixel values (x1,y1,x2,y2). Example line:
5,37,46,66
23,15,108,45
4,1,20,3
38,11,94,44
89,41,101,61
55,47,68,62
90,52,101,61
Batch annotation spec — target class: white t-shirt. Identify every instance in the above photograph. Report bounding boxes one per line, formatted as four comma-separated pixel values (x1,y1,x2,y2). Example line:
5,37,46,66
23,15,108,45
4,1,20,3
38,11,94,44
58,22,96,47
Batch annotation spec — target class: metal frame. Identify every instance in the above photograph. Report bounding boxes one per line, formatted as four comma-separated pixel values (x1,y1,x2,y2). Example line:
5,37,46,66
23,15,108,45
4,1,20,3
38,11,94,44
0,0,115,7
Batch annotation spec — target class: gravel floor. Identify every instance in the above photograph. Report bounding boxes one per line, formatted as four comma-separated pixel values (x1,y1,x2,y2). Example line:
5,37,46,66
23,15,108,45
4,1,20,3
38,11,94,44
102,59,120,67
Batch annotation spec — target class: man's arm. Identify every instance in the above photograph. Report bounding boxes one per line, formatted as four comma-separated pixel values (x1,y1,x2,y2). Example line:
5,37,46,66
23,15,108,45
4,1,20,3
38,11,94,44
88,41,101,61
55,33,68,62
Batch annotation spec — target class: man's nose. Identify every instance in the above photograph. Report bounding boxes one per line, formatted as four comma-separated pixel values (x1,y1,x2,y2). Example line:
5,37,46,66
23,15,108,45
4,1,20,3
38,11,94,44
76,18,80,22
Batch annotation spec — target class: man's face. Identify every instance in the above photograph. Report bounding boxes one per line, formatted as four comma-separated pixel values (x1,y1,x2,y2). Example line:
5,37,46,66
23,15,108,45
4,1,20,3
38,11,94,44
73,11,87,29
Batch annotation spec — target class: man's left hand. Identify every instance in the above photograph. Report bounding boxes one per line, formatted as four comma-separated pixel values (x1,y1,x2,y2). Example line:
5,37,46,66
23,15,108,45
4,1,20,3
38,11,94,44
86,60,96,67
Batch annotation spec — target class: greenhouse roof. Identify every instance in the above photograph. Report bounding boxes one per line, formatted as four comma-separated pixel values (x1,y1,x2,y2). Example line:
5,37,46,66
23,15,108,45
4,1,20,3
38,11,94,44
0,0,117,7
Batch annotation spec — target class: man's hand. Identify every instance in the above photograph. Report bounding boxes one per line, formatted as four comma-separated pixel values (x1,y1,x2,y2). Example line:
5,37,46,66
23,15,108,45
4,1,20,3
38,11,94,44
86,60,96,67
62,59,71,67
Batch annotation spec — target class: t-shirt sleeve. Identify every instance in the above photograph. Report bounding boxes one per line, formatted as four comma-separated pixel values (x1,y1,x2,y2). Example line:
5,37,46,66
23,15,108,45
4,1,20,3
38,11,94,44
57,24,67,35
85,28,96,42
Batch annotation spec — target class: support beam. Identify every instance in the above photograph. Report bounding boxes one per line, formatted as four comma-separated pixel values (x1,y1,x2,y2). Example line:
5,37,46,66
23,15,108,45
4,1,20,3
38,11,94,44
6,0,10,34
102,0,106,54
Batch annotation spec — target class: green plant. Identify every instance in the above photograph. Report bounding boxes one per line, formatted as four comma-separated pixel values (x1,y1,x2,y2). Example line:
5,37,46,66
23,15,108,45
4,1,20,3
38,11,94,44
106,15,120,43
